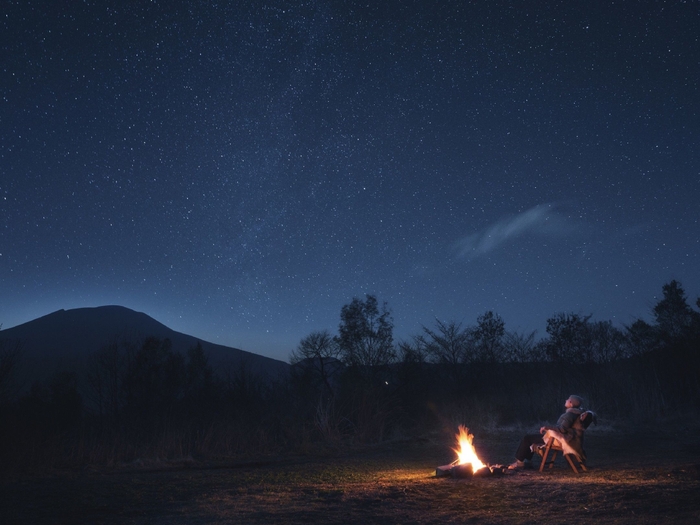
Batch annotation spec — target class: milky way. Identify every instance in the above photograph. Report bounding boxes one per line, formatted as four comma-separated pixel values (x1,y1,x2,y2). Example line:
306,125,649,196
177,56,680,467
2,1,698,361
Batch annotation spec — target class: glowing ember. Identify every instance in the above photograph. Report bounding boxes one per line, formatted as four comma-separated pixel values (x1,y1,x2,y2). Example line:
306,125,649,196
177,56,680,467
453,425,486,472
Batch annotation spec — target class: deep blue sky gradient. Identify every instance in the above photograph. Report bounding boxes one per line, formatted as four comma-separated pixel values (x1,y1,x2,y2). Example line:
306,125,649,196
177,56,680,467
2,1,698,361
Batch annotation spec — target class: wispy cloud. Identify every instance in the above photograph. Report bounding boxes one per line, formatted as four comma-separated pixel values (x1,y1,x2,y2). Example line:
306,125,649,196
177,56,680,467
455,204,577,260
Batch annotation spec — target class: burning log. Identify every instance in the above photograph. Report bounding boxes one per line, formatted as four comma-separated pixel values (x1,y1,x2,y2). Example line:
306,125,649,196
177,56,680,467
435,463,457,478
435,461,506,478
435,461,474,478
435,426,508,478
451,463,474,478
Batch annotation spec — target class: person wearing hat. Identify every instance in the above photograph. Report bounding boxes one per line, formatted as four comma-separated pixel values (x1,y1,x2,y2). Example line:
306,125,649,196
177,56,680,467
509,395,586,470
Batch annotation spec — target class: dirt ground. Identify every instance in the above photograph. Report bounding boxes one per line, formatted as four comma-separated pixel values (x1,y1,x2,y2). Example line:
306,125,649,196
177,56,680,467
2,425,700,524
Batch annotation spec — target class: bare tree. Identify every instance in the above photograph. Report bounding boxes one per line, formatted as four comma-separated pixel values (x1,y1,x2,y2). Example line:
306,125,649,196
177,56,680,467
502,329,540,362
588,320,628,362
86,337,131,428
419,319,472,365
473,311,506,362
543,312,594,363
290,330,341,397
397,337,427,365
336,295,395,368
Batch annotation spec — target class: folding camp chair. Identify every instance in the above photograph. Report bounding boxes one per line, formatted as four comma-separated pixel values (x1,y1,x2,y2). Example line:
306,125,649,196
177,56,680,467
538,410,596,474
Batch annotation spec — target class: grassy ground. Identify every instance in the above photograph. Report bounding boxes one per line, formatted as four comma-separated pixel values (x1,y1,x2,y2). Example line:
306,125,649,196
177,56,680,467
2,426,700,524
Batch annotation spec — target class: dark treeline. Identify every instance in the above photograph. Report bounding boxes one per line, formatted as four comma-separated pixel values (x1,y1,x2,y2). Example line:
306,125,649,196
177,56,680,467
0,280,698,471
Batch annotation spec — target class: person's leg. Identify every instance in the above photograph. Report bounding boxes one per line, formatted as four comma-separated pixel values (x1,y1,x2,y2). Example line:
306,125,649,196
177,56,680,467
515,433,544,462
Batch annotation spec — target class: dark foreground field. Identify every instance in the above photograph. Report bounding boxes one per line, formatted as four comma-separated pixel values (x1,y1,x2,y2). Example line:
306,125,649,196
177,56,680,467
2,424,700,524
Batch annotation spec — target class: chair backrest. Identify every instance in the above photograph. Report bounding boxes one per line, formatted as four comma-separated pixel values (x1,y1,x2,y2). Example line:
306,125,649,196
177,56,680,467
579,410,597,430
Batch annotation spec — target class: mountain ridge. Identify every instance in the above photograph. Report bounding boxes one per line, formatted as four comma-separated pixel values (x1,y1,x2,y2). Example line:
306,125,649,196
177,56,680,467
0,305,289,390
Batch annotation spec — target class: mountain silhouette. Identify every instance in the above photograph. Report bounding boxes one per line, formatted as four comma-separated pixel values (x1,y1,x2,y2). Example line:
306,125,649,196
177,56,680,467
0,305,289,391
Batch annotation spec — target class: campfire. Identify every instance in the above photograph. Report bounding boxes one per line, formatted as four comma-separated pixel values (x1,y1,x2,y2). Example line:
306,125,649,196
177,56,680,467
436,425,506,478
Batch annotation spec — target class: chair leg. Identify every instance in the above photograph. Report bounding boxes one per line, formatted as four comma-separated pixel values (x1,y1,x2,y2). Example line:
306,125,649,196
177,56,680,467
540,437,589,474
564,454,579,474
548,450,557,469
539,438,554,473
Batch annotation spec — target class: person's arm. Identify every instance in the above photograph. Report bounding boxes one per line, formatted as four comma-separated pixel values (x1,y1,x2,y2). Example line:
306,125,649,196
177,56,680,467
541,412,576,435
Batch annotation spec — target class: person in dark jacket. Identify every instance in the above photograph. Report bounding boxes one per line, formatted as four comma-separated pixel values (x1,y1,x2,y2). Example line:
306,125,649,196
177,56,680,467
508,395,585,470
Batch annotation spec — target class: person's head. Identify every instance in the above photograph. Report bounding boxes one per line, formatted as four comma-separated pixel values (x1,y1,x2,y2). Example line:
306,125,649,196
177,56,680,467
565,395,584,408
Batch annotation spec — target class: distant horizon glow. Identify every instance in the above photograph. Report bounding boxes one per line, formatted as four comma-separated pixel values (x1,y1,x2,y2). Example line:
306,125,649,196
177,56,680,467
2,270,696,363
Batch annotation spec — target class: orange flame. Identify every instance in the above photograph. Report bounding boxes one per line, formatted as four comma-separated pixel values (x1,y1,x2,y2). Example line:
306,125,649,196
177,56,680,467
453,425,486,471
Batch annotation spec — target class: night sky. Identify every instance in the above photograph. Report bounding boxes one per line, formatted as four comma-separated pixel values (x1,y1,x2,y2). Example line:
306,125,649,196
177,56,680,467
2,1,698,362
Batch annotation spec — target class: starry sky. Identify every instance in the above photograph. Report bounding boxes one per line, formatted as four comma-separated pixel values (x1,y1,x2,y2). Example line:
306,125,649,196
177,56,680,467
2,1,699,362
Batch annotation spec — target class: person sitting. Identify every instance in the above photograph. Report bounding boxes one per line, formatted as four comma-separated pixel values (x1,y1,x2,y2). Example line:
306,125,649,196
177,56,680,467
509,394,586,470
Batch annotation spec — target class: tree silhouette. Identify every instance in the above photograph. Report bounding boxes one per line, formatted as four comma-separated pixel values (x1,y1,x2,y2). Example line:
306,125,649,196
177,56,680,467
86,338,129,429
653,280,700,342
185,342,214,394
124,337,185,428
290,330,341,398
49,371,82,432
624,319,658,356
0,338,22,408
336,295,395,368
502,329,540,362
419,319,472,365
543,312,593,363
473,310,506,362
587,320,629,362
